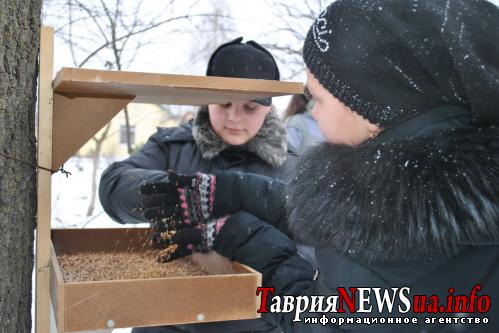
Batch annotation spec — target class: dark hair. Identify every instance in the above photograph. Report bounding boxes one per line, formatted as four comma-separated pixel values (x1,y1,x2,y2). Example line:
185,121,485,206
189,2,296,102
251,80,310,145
284,94,309,120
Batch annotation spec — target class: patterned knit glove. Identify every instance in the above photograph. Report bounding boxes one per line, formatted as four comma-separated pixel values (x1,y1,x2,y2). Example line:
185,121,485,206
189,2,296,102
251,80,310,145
153,216,229,262
140,171,217,228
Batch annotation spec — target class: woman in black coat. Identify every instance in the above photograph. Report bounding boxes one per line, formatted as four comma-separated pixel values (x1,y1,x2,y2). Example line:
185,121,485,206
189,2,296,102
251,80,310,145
139,1,499,332
99,37,295,333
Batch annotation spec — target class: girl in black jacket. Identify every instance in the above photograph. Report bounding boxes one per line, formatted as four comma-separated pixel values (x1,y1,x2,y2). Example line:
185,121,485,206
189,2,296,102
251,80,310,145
99,38,295,333
139,1,499,332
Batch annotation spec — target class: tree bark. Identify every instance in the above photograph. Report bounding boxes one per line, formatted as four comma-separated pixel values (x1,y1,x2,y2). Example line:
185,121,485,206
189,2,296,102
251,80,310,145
0,1,41,332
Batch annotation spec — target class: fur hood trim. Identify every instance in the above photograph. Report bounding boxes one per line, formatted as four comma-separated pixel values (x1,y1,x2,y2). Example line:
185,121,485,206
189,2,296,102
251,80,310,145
287,126,499,262
192,106,288,167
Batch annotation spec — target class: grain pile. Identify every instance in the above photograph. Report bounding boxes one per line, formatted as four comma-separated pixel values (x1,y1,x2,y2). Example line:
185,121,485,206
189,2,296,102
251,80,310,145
57,250,209,282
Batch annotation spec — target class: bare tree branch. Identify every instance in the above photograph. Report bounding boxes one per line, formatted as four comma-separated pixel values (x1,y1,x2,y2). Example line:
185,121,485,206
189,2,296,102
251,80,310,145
73,0,110,45
77,13,233,67
262,0,329,79
67,0,78,66
262,43,303,57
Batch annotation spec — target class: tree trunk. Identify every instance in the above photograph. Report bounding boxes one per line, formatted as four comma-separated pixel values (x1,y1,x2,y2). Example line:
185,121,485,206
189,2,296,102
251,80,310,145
86,123,111,217
0,1,41,333
124,107,133,154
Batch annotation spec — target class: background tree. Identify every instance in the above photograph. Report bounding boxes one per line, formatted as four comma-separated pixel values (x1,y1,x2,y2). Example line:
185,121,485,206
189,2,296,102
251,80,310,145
0,1,41,332
263,0,330,80
166,0,238,120
188,0,236,70
43,0,212,216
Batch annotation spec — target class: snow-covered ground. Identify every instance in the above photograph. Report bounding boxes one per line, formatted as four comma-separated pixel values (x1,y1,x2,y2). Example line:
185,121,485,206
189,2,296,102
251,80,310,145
51,156,147,230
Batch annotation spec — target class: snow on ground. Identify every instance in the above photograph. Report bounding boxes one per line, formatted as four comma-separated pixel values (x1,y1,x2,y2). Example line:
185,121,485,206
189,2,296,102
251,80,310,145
51,156,148,230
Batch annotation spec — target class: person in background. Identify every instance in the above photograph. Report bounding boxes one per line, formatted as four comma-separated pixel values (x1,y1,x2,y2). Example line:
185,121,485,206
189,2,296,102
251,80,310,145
138,1,499,332
284,94,324,153
99,37,295,333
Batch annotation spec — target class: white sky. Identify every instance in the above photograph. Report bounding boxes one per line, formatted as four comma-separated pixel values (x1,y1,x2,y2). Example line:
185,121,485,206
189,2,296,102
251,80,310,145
46,0,499,112
50,0,291,73
46,0,304,111
48,0,499,70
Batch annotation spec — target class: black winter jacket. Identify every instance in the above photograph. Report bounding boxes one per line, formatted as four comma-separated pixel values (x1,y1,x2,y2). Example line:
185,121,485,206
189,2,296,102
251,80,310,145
99,108,296,224
211,110,499,333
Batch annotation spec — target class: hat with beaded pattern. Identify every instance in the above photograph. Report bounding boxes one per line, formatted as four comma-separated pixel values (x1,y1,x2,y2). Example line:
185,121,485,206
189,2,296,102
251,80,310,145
303,0,499,127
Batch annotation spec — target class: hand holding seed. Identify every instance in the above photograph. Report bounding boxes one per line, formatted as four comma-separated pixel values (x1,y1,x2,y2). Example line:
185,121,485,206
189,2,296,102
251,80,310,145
139,171,225,262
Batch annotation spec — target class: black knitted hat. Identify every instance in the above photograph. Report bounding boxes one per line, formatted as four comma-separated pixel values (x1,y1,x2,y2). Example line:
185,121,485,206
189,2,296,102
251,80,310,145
303,0,499,127
207,37,280,106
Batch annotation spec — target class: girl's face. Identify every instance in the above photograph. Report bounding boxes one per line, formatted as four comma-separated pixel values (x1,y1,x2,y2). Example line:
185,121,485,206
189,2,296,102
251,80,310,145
208,101,271,146
306,69,379,146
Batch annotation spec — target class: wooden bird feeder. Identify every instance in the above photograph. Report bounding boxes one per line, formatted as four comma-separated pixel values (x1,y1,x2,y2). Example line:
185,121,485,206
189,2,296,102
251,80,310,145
35,27,304,333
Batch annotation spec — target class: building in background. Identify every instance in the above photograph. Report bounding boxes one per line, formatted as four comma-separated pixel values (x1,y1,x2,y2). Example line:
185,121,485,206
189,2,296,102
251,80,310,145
77,104,195,158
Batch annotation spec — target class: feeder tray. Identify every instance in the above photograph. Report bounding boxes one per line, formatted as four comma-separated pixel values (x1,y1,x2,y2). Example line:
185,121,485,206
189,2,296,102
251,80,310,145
50,228,262,332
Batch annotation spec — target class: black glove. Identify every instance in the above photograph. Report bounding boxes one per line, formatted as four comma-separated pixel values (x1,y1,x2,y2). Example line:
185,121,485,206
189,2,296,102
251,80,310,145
139,171,221,262
140,171,217,227
152,215,229,262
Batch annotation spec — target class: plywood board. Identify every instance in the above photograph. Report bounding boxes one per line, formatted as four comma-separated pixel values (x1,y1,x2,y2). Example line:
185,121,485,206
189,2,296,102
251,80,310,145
37,26,54,333
50,228,262,332
53,67,304,105
51,93,132,171
50,244,65,332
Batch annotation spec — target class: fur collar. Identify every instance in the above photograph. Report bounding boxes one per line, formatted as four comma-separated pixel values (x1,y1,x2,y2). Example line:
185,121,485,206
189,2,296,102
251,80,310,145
192,107,288,167
287,126,499,262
